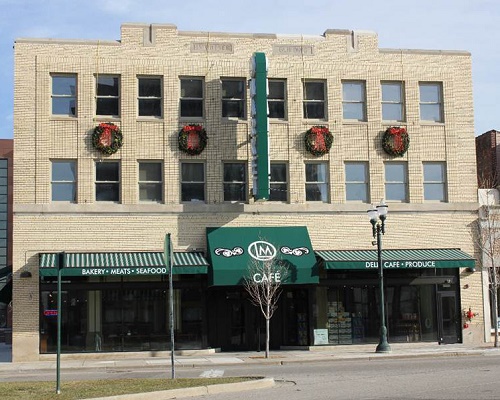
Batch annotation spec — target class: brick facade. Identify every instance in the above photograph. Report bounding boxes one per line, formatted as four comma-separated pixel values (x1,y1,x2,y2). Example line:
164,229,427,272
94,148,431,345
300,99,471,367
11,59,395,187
13,23,481,361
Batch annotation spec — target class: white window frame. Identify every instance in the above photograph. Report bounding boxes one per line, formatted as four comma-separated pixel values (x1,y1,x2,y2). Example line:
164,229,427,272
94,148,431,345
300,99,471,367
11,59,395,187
95,161,120,202
423,162,447,202
268,79,287,120
138,161,163,203
181,162,206,203
221,78,246,119
303,80,326,120
384,162,408,202
270,162,288,202
137,76,162,118
419,82,443,122
223,162,247,202
96,75,120,117
51,74,77,117
51,160,77,202
345,162,369,202
180,77,204,118
305,162,329,202
381,81,405,122
342,81,367,121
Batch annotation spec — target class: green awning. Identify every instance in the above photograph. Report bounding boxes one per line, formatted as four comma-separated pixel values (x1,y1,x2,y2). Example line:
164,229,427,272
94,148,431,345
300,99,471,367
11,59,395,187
316,248,476,271
39,252,209,276
206,226,319,286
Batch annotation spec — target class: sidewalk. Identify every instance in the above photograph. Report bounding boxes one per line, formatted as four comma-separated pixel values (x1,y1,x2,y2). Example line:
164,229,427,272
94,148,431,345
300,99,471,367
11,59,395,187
0,341,498,372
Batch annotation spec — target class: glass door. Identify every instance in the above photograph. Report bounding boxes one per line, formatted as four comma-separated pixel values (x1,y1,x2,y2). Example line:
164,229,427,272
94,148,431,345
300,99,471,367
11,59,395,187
437,291,460,344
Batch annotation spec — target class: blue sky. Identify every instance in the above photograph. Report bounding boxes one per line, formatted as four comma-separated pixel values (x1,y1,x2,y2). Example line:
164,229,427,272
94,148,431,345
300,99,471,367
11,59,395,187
0,0,498,138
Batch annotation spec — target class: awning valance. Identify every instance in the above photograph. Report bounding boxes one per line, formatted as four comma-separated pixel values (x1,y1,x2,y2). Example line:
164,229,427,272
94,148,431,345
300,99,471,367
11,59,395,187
206,226,319,286
39,252,209,276
316,248,476,271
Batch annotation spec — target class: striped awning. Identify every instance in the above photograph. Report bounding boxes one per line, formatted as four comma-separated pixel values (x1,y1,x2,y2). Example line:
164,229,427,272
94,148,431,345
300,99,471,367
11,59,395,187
315,248,475,271
39,252,209,276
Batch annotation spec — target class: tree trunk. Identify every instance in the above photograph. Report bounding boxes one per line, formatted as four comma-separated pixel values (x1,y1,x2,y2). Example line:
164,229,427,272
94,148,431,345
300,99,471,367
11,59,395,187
265,302,270,358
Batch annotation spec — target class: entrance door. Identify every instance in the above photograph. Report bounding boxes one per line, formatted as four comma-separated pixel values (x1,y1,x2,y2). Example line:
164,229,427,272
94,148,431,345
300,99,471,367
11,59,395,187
437,291,460,344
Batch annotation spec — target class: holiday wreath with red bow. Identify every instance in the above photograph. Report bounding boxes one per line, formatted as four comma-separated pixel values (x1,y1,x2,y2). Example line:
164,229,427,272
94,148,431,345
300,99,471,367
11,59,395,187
178,124,207,155
304,126,333,156
382,127,409,157
92,123,123,155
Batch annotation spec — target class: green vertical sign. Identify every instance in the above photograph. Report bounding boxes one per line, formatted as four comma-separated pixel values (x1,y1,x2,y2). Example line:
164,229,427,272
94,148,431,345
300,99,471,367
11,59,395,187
251,52,270,200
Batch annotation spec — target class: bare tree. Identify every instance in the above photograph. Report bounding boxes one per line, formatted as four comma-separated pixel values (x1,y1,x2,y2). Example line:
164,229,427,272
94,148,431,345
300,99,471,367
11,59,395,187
243,258,289,358
472,174,500,347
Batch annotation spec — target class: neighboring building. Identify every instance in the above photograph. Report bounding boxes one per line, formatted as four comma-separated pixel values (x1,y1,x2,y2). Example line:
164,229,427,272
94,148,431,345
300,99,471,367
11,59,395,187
476,130,500,188
13,23,480,362
0,139,13,342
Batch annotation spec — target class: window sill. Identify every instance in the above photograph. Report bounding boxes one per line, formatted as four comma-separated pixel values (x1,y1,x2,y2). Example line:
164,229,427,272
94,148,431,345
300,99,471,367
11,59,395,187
269,119,289,124
302,119,328,124
221,118,247,124
50,116,77,121
137,117,164,122
419,121,445,126
94,117,121,122
342,120,368,125
382,121,407,125
179,117,205,122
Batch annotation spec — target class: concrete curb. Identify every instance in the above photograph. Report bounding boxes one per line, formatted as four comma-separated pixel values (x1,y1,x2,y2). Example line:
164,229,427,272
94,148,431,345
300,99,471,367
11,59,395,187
85,378,275,400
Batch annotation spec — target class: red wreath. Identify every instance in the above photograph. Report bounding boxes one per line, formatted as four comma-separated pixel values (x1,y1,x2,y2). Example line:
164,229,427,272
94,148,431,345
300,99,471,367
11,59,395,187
304,126,333,156
382,127,409,157
178,124,207,155
92,123,123,155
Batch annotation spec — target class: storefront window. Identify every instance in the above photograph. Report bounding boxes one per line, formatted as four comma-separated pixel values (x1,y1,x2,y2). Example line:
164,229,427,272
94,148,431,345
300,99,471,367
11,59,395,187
40,276,205,353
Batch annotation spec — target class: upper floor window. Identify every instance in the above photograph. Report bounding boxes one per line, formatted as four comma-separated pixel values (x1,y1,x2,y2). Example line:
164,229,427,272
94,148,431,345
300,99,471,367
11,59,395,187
181,162,205,202
221,79,245,118
303,81,326,119
138,77,162,117
96,75,120,117
343,81,366,121
419,83,443,122
223,162,247,202
52,74,76,116
382,82,404,122
268,79,286,119
139,162,163,202
52,161,76,202
180,78,204,118
345,162,369,202
305,163,328,202
95,161,120,202
423,162,447,201
270,163,288,202
385,162,408,202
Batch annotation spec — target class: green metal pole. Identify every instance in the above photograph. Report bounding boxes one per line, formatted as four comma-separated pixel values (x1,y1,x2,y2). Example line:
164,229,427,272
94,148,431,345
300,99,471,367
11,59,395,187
56,252,64,394
375,225,391,353
164,234,175,379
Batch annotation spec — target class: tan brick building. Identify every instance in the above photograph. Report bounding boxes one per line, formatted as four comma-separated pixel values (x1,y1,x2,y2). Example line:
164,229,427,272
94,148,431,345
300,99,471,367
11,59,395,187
13,23,481,362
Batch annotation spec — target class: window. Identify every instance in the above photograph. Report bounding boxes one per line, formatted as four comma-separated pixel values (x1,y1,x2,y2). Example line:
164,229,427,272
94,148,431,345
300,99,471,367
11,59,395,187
221,79,245,118
423,162,447,201
95,162,120,202
223,162,247,202
342,81,366,121
305,163,328,202
382,82,404,121
303,81,326,119
181,162,205,202
345,162,369,202
180,78,204,118
385,162,408,202
96,75,120,117
268,80,286,119
138,162,162,202
270,163,288,202
52,74,76,116
138,77,162,117
52,161,76,202
419,83,443,122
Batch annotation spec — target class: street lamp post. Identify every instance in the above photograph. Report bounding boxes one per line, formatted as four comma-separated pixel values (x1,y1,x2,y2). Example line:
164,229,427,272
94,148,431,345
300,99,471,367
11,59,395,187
367,200,391,353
